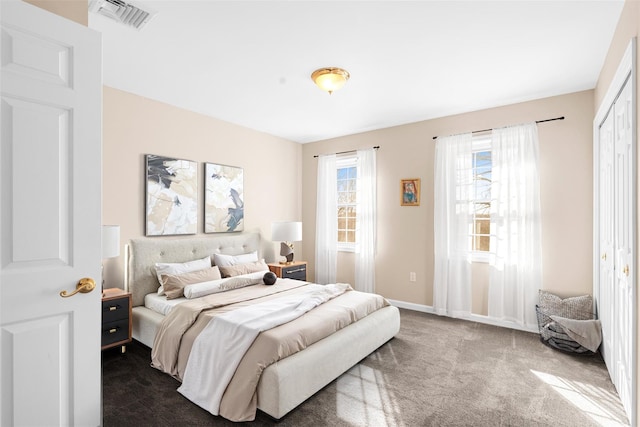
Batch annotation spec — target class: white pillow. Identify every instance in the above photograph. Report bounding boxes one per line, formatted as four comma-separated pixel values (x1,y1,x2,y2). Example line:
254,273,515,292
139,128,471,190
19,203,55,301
155,255,211,295
212,251,258,267
184,271,266,299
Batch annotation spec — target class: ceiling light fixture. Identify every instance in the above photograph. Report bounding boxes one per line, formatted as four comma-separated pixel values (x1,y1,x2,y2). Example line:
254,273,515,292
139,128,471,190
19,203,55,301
311,67,350,95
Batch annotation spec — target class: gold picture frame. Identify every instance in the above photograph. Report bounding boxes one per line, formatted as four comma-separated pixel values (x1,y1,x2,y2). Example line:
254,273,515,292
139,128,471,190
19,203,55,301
401,178,420,206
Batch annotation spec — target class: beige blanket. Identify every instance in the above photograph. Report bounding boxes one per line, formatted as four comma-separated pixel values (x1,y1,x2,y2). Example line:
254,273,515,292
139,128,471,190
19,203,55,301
151,279,389,421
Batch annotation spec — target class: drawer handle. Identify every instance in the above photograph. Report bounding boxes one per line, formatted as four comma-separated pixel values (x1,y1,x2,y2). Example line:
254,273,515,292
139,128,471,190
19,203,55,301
109,328,118,334
109,306,118,311
287,268,305,274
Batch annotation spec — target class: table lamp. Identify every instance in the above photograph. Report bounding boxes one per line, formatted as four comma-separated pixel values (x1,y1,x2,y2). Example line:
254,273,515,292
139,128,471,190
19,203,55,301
271,221,302,264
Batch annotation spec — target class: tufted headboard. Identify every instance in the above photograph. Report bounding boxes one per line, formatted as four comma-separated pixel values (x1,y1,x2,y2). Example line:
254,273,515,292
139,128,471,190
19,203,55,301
126,233,261,307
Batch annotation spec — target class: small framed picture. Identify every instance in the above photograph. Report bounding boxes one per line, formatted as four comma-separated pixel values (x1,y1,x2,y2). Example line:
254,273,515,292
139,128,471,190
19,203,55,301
401,178,420,206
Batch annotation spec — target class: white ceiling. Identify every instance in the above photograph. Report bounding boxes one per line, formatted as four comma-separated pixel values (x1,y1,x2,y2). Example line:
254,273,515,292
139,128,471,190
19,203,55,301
90,0,625,143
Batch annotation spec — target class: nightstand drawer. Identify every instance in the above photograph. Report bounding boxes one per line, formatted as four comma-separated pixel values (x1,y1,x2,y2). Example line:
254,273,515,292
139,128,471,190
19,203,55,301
101,319,129,348
282,265,306,281
102,296,129,323
102,288,132,352
268,261,307,282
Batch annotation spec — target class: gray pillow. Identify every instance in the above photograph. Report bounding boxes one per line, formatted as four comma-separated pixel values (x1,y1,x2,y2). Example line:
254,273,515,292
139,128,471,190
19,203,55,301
538,290,592,320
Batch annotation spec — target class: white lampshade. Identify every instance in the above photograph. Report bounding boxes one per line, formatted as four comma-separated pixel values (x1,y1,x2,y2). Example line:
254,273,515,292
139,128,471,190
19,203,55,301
271,221,302,242
102,225,120,259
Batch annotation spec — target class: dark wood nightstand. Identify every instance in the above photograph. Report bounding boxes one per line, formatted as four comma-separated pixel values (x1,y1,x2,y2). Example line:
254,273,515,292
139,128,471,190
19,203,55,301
101,288,132,353
268,261,307,281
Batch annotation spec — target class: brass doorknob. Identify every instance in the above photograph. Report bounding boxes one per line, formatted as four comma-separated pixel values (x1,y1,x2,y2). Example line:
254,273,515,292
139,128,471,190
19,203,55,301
601,253,607,261
623,265,630,277
60,278,96,298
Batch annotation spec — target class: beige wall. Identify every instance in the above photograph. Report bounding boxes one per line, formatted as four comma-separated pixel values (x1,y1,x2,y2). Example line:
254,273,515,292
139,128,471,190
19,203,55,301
302,90,594,315
24,0,87,26
102,87,302,288
593,0,639,417
25,0,637,416
594,0,638,109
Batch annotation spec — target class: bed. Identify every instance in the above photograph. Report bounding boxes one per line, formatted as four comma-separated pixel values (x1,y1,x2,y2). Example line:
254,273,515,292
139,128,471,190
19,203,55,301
127,232,400,421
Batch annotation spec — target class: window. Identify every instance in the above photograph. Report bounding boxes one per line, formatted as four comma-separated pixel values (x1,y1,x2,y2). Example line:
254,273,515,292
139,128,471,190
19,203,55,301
337,156,357,251
471,137,493,259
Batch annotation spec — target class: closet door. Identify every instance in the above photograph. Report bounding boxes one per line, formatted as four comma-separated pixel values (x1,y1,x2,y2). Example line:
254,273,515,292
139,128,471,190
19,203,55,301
598,108,615,376
613,75,633,416
595,38,636,425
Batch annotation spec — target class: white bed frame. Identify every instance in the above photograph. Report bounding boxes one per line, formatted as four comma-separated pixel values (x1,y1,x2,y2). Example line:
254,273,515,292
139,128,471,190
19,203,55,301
127,233,400,419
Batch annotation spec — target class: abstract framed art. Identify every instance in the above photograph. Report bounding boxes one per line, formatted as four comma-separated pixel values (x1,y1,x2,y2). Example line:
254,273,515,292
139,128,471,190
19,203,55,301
145,154,198,236
204,162,244,233
401,178,420,206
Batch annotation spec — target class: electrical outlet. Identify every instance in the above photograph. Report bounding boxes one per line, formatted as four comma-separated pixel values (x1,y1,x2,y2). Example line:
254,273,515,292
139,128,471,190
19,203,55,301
409,272,416,282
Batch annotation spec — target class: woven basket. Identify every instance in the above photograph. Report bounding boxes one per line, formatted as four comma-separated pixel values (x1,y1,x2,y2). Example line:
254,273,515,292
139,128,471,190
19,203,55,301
535,305,597,355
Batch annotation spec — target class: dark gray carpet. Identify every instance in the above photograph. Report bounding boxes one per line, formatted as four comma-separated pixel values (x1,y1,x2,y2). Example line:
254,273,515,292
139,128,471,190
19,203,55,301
102,309,629,426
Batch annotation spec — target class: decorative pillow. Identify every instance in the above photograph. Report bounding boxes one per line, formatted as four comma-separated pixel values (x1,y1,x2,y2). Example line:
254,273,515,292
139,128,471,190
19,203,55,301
218,259,268,278
161,266,222,300
154,255,211,295
538,290,592,320
263,271,277,285
183,271,266,299
212,251,258,267
217,276,263,292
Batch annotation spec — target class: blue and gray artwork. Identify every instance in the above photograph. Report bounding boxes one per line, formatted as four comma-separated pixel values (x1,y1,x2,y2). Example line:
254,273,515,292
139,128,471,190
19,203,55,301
205,163,244,232
146,154,197,236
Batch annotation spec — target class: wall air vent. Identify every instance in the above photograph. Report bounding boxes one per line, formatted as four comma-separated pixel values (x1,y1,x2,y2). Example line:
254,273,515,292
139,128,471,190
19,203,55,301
89,0,155,30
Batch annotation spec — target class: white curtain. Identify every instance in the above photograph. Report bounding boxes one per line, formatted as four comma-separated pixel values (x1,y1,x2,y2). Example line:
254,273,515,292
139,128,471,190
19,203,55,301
488,123,542,328
433,133,473,317
315,154,337,284
355,148,376,293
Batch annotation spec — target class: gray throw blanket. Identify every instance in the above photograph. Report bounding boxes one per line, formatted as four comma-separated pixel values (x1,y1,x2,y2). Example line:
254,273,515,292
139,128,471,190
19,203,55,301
550,316,602,352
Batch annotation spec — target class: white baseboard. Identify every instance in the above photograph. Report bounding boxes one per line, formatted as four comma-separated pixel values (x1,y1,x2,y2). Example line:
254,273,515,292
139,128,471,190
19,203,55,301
387,299,538,334
387,299,435,314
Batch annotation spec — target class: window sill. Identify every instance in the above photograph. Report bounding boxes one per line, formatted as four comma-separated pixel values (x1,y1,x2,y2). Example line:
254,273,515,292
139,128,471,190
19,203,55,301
337,244,355,253
470,252,493,263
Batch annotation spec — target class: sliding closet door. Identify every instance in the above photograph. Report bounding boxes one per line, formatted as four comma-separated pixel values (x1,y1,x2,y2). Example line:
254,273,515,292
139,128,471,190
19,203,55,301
598,108,615,376
613,75,634,415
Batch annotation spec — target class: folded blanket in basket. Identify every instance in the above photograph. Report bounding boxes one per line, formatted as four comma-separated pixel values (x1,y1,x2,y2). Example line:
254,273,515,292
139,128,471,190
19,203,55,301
549,315,602,352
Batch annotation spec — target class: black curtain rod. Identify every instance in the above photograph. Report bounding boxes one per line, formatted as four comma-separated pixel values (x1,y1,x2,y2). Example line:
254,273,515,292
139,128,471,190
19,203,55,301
313,146,380,158
432,116,565,140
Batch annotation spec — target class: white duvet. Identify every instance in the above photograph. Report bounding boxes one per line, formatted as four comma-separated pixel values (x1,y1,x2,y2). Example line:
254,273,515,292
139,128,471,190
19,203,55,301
177,283,351,415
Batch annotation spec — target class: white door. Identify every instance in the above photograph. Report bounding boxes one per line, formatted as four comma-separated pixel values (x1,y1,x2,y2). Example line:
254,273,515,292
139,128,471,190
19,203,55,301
595,38,637,426
613,74,634,419
598,107,615,377
0,1,102,426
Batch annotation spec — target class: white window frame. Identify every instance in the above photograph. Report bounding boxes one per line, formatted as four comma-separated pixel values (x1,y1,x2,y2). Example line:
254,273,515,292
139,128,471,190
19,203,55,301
337,155,357,252
470,135,494,263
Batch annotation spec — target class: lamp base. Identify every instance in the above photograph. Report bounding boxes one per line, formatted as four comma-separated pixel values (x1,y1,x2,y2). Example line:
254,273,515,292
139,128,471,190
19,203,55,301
279,242,295,265
279,253,294,265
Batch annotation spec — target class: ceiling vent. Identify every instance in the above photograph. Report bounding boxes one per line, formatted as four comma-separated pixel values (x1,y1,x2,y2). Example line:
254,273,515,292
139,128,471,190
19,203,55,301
89,0,155,30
